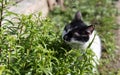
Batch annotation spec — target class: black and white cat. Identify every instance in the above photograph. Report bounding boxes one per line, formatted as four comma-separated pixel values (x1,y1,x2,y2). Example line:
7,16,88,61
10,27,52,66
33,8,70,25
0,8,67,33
62,11,101,72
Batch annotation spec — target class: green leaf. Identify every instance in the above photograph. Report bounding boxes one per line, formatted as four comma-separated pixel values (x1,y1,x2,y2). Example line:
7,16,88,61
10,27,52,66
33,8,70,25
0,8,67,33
0,65,5,75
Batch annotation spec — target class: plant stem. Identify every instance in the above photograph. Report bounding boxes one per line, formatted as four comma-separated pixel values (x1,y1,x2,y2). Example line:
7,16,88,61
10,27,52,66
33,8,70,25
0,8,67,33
0,0,4,52
0,0,4,27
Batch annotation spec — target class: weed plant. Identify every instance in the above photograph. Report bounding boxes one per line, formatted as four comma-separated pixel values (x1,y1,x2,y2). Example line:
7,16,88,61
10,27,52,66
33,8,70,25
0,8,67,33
0,0,117,75
0,12,95,75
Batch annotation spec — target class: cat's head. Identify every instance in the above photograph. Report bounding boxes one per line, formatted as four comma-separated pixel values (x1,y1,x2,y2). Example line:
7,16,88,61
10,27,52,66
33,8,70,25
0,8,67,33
62,11,94,44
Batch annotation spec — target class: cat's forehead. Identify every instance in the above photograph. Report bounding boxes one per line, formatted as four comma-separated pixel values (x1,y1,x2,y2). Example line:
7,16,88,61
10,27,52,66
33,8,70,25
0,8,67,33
65,21,87,30
72,27,87,33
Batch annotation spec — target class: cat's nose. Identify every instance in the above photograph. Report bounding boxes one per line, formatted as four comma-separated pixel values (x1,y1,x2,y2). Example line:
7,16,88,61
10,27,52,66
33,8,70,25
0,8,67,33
63,35,70,41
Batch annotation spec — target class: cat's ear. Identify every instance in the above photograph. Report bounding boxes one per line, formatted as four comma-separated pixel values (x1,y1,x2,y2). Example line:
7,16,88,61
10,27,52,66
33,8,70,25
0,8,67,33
86,25,95,34
74,11,83,21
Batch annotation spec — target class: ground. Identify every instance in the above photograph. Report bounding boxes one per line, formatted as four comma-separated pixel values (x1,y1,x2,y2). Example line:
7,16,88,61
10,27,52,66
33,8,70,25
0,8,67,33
111,0,120,72
99,1,120,74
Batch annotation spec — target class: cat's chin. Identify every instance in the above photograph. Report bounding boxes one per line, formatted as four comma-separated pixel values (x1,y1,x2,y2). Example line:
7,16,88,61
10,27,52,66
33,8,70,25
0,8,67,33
65,40,85,46
70,38,85,45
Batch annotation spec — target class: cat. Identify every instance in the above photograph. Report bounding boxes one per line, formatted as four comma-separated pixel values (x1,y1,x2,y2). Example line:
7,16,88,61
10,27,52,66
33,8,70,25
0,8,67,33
62,11,101,72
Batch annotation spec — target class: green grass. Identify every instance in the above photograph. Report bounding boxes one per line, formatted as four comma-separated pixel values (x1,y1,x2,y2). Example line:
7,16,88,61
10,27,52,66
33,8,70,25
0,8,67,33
0,0,118,75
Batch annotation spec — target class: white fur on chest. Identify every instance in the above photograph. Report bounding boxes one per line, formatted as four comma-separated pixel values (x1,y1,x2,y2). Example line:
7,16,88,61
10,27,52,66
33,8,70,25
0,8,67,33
83,31,101,60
